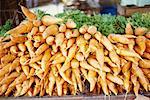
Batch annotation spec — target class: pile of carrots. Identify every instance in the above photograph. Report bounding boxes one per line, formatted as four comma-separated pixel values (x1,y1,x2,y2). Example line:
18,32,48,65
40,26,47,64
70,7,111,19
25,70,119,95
0,6,150,97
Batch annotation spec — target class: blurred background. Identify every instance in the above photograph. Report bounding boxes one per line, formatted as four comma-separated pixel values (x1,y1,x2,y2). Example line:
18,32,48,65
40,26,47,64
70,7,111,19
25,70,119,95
0,0,150,26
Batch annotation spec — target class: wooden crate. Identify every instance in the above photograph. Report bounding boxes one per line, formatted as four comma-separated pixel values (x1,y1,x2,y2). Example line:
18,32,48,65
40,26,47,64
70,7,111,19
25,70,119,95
117,4,150,16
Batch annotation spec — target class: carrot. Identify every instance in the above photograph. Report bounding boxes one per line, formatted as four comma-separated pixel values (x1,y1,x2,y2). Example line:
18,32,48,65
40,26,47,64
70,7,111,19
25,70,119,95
104,57,118,68
122,62,131,74
39,80,45,96
135,36,146,55
101,36,114,51
102,64,111,72
133,81,140,96
39,25,46,33
33,20,41,27
20,5,36,20
35,43,49,56
60,62,71,72
50,52,62,61
132,63,149,91
42,25,59,39
55,33,65,47
22,65,29,76
65,29,72,39
98,72,109,95
33,35,44,43
79,25,88,34
112,67,121,76
87,26,97,35
139,59,150,68
18,43,26,52
33,78,40,96
58,64,72,84
95,46,104,67
87,57,101,70
0,58,19,77
76,36,87,56
72,68,83,92
142,52,150,60
71,72,77,95
65,44,77,63
62,82,68,95
88,39,99,52
66,19,76,29
107,73,123,85
0,84,8,95
27,68,35,79
109,50,120,67
41,49,51,71
14,84,22,96
106,79,118,95
29,63,41,70
80,60,98,72
5,87,14,96
29,54,43,64
10,45,18,54
84,33,91,40
33,42,40,48
1,53,16,64
125,23,133,35
11,36,27,43
56,77,64,96
123,71,130,93
87,70,97,92
66,38,75,49
42,15,62,26
0,72,19,85
15,66,21,73
25,40,35,57
59,24,66,32
52,44,58,53
46,36,54,45
75,52,84,61
20,80,30,96
9,72,27,88
135,27,148,36
124,56,138,65
6,21,33,36
80,67,88,80
71,59,79,69
94,32,102,43
72,29,80,37
108,34,130,44
145,32,150,39
116,48,142,60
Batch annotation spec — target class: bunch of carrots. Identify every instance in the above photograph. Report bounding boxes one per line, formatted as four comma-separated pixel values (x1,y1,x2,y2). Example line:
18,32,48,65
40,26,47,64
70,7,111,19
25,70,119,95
0,6,150,97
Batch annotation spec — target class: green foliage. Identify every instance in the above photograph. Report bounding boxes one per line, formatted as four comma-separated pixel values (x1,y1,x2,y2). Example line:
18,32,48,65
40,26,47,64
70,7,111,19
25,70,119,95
34,9,50,20
0,19,13,36
129,13,150,29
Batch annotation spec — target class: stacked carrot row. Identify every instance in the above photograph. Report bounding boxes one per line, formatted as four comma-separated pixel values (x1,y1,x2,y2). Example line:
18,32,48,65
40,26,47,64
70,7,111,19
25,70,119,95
0,6,150,97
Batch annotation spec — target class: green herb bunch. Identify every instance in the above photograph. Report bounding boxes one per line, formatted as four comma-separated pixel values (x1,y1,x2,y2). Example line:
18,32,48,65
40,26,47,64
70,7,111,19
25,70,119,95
0,19,13,36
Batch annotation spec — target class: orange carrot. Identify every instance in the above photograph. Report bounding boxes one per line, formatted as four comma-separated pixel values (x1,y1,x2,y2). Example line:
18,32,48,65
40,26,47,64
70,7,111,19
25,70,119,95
20,5,36,20
42,15,62,26
42,25,59,39
106,73,123,85
33,20,42,27
35,43,49,56
55,33,65,47
59,24,66,32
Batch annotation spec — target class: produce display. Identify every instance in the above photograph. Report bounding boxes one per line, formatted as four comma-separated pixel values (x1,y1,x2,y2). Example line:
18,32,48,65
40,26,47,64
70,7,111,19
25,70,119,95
0,6,150,97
